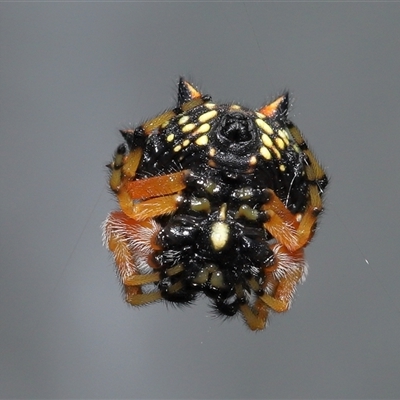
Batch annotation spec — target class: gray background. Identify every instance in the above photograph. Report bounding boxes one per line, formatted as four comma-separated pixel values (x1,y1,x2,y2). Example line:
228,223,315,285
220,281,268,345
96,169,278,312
1,2,400,399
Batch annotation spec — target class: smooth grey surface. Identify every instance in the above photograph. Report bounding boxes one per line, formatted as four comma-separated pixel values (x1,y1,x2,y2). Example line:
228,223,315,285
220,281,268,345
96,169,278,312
1,3,400,399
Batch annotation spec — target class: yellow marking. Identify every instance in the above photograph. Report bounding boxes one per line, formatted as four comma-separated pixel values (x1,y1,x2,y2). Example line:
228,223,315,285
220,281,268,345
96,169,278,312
219,203,227,220
181,123,196,133
198,110,217,123
195,135,208,146
260,146,272,160
194,123,211,135
278,129,289,140
178,115,190,125
182,139,190,147
279,164,286,172
293,144,301,153
166,134,174,142
256,112,266,119
173,144,182,152
271,147,281,159
161,120,169,129
190,197,211,213
275,137,285,150
249,155,257,166
205,103,216,109
210,222,230,251
209,148,216,157
256,118,274,135
236,204,259,221
278,129,290,146
193,268,208,284
210,271,225,288
230,104,241,110
233,187,253,200
205,181,218,194
262,133,274,148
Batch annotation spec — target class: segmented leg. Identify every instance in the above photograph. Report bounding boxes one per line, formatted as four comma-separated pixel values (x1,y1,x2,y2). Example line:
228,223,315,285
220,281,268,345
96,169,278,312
103,211,162,306
237,245,306,330
117,171,187,221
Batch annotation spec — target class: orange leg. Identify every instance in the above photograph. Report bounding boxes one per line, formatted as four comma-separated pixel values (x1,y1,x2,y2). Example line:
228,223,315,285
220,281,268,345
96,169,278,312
239,303,269,331
262,189,320,252
103,211,163,306
116,171,187,221
238,245,306,330
109,142,188,221
260,245,306,313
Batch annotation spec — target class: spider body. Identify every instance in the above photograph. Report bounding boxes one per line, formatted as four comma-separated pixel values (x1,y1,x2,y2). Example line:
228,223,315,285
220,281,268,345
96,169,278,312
103,78,328,330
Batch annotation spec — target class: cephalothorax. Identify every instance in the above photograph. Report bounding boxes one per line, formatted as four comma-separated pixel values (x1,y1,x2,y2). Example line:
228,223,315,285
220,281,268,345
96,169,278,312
103,78,328,330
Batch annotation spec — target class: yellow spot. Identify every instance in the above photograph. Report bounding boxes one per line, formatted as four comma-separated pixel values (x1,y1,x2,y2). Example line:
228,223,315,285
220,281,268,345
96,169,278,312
262,133,273,148
182,139,190,147
198,110,218,123
210,222,230,251
205,103,216,109
279,164,286,172
278,129,289,140
178,116,190,125
249,155,257,166
256,119,274,135
260,146,272,160
190,197,211,213
182,123,196,133
256,112,266,119
173,144,182,152
275,137,285,150
193,268,208,284
195,135,208,146
219,203,227,220
210,271,225,288
209,148,216,157
161,120,169,128
236,204,259,221
194,123,211,135
278,129,290,146
230,104,241,110
166,134,174,142
271,147,281,159
233,187,253,200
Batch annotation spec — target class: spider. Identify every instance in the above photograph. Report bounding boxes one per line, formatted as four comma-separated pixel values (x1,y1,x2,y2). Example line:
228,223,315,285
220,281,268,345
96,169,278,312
103,78,328,330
